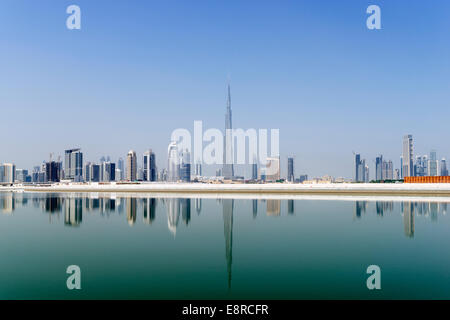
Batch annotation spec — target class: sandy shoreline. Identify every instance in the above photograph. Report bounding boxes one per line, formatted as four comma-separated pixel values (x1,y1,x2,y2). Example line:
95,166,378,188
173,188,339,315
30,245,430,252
1,182,450,197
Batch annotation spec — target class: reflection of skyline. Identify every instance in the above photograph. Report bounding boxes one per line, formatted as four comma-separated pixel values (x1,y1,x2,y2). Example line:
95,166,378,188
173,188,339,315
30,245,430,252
1,193,449,241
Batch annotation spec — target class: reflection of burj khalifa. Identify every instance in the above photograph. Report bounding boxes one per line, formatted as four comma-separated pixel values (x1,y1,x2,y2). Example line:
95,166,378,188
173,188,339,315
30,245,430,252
222,199,234,289
223,84,234,179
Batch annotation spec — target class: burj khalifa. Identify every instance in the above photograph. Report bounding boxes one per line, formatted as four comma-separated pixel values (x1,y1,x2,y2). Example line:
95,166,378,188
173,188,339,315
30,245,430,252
223,84,234,179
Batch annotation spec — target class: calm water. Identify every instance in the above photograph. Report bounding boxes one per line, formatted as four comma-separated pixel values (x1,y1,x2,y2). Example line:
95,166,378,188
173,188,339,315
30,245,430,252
1,191,450,300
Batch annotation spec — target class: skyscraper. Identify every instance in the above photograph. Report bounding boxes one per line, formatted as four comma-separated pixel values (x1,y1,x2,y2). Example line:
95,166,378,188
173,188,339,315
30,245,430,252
180,149,191,182
64,149,83,181
265,157,280,182
143,149,157,182
223,84,234,180
0,163,16,184
102,162,116,182
428,150,439,176
126,150,137,181
375,155,383,181
354,154,361,182
45,161,61,182
195,163,202,177
117,158,124,175
167,141,179,182
354,154,368,182
251,162,258,181
402,135,414,178
287,157,294,182
441,159,448,176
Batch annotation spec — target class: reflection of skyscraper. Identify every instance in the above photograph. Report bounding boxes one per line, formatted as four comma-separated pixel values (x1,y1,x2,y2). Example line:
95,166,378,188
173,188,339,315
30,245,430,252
166,198,180,235
223,84,234,180
45,196,62,213
252,199,258,218
375,201,394,216
126,197,137,226
354,201,367,218
181,198,191,225
195,198,202,215
430,202,438,221
64,197,82,226
267,199,281,216
1,193,14,214
288,200,294,215
222,199,234,289
402,202,415,238
143,198,156,224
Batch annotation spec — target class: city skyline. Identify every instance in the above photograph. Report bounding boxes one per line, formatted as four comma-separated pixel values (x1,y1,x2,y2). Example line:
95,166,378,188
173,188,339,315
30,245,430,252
1,0,450,178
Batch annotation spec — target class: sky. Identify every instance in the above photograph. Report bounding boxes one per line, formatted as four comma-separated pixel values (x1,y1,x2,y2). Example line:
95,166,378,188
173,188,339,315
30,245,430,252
0,0,449,179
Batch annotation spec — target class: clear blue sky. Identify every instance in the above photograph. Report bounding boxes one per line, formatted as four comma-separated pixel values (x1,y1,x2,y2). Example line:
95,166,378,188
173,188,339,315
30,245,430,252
1,0,449,178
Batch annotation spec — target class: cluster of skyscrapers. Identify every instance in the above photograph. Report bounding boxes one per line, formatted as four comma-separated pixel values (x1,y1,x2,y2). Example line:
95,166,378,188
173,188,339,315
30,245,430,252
0,148,158,185
354,134,448,182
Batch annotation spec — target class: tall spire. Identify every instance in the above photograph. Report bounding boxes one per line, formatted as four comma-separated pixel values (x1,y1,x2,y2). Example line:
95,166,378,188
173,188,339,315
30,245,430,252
223,83,234,179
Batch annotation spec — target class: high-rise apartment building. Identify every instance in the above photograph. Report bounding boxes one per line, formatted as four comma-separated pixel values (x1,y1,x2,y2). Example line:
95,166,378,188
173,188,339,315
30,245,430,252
180,149,191,182
287,157,294,182
440,159,448,176
428,150,439,176
45,161,61,182
375,155,383,181
0,163,16,184
143,150,157,182
167,142,179,182
402,135,414,178
354,154,368,182
102,162,116,182
64,149,83,181
195,163,202,177
265,157,280,182
126,150,137,181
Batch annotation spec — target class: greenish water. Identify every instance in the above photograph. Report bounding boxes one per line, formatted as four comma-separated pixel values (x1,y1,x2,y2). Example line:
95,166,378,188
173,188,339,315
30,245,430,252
1,192,450,300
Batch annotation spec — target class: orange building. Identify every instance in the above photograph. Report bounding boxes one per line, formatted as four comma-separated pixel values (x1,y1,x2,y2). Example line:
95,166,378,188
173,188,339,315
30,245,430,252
404,176,450,183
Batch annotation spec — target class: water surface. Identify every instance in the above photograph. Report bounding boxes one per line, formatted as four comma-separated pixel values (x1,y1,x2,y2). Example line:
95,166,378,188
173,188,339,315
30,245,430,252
1,192,449,299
